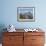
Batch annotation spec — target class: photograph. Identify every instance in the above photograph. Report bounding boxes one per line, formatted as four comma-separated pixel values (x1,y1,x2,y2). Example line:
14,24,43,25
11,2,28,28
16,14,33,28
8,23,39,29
17,7,35,22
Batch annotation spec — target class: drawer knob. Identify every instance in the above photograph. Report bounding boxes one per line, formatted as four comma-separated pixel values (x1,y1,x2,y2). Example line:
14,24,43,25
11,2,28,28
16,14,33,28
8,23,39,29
32,39,36,40
9,38,14,40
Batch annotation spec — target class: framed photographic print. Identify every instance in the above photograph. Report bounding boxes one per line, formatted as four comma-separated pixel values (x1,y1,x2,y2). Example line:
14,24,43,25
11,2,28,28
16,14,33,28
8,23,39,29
17,7,35,22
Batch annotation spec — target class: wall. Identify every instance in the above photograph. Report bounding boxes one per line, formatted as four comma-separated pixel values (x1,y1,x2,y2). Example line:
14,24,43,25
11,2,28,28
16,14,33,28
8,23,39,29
0,0,46,29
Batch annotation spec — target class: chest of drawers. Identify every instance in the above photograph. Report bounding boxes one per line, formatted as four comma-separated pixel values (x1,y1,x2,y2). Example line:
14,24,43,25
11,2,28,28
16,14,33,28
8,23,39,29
2,32,45,46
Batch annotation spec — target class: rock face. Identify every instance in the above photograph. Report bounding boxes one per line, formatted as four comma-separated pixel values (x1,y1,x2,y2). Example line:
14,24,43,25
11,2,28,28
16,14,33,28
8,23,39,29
20,12,33,19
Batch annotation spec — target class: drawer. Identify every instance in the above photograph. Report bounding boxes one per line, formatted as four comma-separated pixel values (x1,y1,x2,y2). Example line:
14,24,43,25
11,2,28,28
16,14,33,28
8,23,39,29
3,32,23,36
3,43,23,46
24,32,45,36
24,35,45,45
31,44,44,46
32,36,45,44
3,37,23,46
3,36,23,44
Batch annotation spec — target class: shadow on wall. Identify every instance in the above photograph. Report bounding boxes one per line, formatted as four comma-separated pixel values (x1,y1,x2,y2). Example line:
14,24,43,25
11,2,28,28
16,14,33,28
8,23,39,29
0,24,7,43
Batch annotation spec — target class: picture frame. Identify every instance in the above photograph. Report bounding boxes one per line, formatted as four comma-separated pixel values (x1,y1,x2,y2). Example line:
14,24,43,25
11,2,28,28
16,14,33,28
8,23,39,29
17,7,35,22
